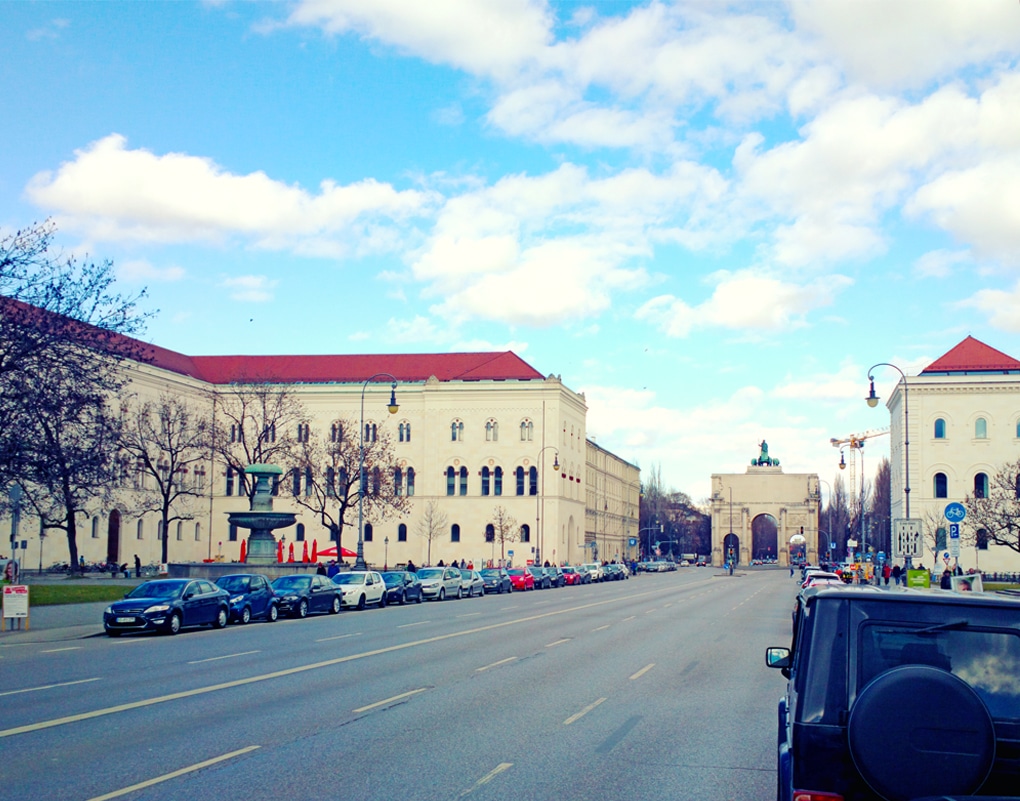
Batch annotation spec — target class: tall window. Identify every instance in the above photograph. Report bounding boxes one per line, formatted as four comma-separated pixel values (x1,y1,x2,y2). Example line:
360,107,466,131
529,466,538,496
263,423,276,443
494,466,503,496
365,523,373,542
326,466,335,497
485,524,495,542
331,422,342,442
228,523,237,542
176,522,183,541
975,417,987,439
975,472,989,499
194,465,205,491
304,467,312,497
481,466,491,496
451,420,464,441
195,522,201,542
226,467,235,496
485,419,499,441
934,418,946,439
157,521,164,541
297,423,310,443
451,524,460,543
296,523,305,541
520,420,533,441
399,422,411,442
406,467,415,497
976,529,989,550
91,517,99,539
230,423,241,443
365,422,378,442
292,467,302,496
446,466,456,496
520,524,530,542
934,472,948,498
459,466,468,496
372,467,382,496
137,519,144,540
516,466,525,495
394,467,403,496
398,523,407,542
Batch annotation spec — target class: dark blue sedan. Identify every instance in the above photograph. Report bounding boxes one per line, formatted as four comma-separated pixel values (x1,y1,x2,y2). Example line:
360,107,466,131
215,573,279,624
381,571,424,605
104,579,230,636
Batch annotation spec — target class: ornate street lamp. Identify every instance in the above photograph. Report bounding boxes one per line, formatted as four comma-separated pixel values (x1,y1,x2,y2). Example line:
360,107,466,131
866,362,912,567
535,446,559,566
357,373,398,571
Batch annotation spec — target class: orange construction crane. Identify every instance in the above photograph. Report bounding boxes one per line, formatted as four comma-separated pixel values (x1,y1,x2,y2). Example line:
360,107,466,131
830,428,889,505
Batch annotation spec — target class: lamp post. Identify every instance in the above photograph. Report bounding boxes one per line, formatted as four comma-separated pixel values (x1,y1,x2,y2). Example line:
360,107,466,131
357,373,399,571
817,478,833,564
639,525,662,561
866,362,911,568
384,536,389,571
535,446,559,566
8,484,22,574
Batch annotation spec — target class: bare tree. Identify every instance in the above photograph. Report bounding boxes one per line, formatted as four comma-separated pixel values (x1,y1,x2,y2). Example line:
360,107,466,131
118,394,212,564
869,458,892,556
1,220,149,570
210,382,305,504
965,458,1020,557
415,500,447,566
490,505,518,565
291,415,410,555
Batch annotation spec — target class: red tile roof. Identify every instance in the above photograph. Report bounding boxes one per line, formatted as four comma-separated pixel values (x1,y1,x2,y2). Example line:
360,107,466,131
921,336,1020,374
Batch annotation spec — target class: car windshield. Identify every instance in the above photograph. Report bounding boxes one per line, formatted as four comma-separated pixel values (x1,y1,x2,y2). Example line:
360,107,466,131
381,572,404,586
332,573,365,585
417,568,443,579
562,567,576,574
216,576,251,593
508,569,525,576
480,569,501,577
460,570,472,578
127,581,184,599
272,576,311,591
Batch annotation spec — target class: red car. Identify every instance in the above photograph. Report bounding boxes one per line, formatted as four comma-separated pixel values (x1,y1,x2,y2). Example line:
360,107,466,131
507,568,535,591
561,566,584,585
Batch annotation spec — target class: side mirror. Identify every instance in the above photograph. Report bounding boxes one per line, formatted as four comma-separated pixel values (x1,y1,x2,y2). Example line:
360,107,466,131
765,646,791,669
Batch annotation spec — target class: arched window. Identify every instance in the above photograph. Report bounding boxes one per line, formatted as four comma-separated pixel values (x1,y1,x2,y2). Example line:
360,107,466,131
304,467,312,497
176,521,183,541
296,523,305,541
975,472,989,499
92,517,100,539
459,466,468,496
228,523,237,542
195,522,201,542
365,422,378,442
520,420,533,441
451,420,464,442
451,524,461,543
407,467,415,497
485,419,499,441
331,422,342,442
446,467,455,496
371,467,382,496
364,523,373,542
934,472,948,498
975,417,987,439
494,466,503,496
481,466,491,496
520,524,530,542
934,418,946,439
225,467,235,497
398,523,407,542
399,422,411,442
485,524,495,542
157,520,165,541
394,467,403,496
529,466,538,496
326,466,335,497
516,466,525,495
976,529,989,550
292,467,302,496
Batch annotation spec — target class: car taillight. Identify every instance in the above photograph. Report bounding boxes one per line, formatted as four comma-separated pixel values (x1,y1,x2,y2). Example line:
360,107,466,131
793,791,843,801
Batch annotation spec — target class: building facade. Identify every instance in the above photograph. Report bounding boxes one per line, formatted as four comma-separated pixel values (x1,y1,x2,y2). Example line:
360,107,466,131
584,440,641,565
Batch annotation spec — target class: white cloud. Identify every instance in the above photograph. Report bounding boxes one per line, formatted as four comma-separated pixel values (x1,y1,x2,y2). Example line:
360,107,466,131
956,281,1020,333
116,259,185,283
220,275,277,303
914,249,971,279
635,269,852,338
26,134,437,250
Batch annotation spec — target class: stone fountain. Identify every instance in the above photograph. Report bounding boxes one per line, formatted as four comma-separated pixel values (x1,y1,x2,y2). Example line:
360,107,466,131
227,465,296,565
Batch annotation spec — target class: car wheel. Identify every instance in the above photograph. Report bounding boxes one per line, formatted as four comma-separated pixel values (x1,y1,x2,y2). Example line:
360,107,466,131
297,599,309,619
330,596,341,614
456,587,463,599
848,664,994,800
357,594,366,610
167,613,182,635
379,592,387,608
438,588,445,601
214,607,228,629
240,606,251,625
497,584,503,594
416,591,423,604
267,603,279,622
399,590,406,605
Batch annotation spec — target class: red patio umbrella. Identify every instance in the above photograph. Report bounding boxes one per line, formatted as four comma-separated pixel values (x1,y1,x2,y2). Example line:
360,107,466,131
310,540,318,562
239,539,247,563
276,539,283,563
287,542,295,563
318,545,357,559
302,541,309,563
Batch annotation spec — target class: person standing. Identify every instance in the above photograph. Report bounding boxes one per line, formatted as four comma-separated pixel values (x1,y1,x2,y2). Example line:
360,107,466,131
134,554,141,578
891,563,902,586
882,562,891,586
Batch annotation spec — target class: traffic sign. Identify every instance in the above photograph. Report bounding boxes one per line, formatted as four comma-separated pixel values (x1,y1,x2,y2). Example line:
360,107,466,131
945,502,966,522
949,523,960,539
893,519,924,559
949,523,961,558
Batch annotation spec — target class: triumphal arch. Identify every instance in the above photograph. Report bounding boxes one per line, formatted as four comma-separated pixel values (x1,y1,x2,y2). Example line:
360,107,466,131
709,441,821,567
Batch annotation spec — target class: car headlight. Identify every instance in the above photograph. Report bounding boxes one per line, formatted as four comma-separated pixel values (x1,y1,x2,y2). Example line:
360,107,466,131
144,604,171,613
104,606,113,615
230,595,244,603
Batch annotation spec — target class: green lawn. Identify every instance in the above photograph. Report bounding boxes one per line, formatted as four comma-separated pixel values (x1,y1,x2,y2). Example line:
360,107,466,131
4,584,135,606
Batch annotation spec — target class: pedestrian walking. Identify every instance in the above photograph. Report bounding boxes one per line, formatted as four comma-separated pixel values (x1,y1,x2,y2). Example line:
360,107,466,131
882,563,891,586
134,554,141,578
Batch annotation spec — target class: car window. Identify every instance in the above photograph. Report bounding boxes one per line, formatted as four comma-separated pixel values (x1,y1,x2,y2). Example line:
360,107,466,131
273,576,311,591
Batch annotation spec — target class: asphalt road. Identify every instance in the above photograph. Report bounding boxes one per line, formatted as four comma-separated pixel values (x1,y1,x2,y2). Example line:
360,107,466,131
0,568,794,801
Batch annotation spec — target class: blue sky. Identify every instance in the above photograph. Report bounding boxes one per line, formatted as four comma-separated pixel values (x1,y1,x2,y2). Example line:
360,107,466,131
3,1,1020,503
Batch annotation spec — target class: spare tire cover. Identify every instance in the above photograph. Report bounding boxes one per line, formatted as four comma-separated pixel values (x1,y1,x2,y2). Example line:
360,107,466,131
847,664,995,801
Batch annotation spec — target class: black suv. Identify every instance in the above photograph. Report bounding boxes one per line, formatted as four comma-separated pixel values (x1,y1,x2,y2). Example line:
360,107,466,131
766,586,1020,801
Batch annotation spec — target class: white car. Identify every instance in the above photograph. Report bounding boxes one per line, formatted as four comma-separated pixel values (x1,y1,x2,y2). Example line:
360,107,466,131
417,566,464,600
583,563,604,582
331,571,387,609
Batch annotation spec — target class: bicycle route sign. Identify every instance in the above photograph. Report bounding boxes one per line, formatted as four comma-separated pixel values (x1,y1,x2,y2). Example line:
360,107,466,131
944,502,967,522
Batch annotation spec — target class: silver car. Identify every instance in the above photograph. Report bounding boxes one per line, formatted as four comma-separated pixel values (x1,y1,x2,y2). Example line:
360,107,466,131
417,566,463,600
458,569,485,597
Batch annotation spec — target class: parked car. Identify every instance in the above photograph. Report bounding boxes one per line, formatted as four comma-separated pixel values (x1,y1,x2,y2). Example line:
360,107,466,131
583,563,605,582
561,566,585,585
480,567,512,594
104,578,229,636
331,571,387,609
544,565,565,587
459,569,485,597
215,573,279,624
508,568,535,591
528,566,551,589
767,586,1020,801
418,566,464,600
271,574,341,618
381,571,423,605
603,564,626,581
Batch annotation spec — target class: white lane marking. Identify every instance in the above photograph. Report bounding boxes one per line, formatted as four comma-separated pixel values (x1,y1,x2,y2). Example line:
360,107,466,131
545,638,570,648
476,656,518,672
592,625,610,631
85,746,260,801
629,663,655,680
621,616,636,622
564,697,607,726
187,650,260,664
353,687,428,713
459,763,513,797
0,677,102,698
40,647,82,653
317,633,361,641
397,621,430,629
456,613,482,618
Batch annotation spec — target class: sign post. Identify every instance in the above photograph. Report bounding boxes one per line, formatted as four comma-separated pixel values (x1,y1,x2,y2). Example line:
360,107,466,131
1,584,30,631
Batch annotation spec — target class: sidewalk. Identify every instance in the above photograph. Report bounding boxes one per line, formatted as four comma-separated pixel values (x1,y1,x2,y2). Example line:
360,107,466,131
1,575,133,644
